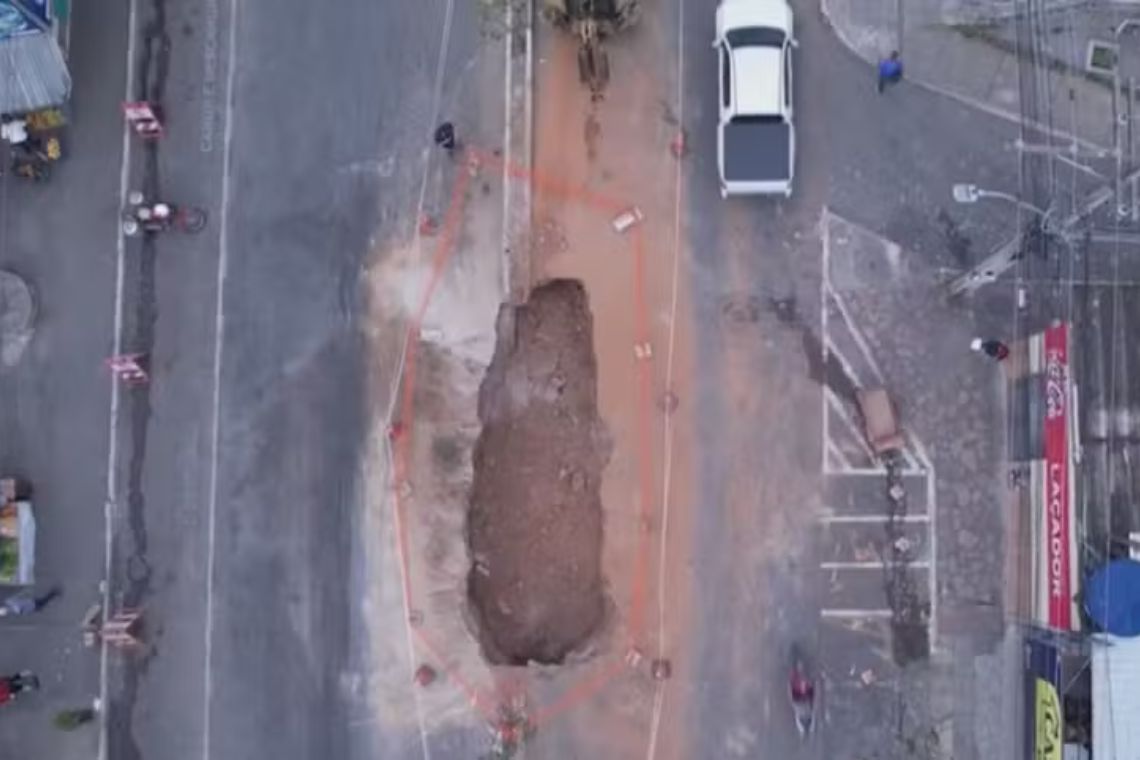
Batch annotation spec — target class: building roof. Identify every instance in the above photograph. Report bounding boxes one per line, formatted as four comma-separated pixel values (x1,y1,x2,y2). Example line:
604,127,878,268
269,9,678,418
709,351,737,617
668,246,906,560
0,31,70,115
1092,635,1140,760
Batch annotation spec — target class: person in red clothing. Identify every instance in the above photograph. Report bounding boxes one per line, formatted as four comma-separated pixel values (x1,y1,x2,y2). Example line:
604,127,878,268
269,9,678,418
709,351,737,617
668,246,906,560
0,672,39,705
971,337,1010,361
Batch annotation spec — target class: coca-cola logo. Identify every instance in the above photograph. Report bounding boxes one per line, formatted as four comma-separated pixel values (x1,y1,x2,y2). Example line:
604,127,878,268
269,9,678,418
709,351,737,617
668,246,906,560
1045,351,1066,420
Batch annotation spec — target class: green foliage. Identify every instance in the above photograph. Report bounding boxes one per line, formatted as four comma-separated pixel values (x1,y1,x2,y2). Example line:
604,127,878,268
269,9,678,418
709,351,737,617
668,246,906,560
53,709,96,731
0,538,17,581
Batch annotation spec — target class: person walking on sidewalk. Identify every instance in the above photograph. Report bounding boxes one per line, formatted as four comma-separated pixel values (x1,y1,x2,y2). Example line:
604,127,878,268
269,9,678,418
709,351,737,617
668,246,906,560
877,51,903,93
0,586,61,617
971,337,1010,361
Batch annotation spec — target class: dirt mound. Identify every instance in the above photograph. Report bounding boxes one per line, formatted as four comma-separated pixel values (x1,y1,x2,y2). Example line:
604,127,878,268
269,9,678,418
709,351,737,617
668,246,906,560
467,279,609,665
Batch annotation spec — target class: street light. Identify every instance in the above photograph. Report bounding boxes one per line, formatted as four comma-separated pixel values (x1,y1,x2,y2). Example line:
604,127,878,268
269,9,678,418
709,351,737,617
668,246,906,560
1113,19,1139,220
951,183,1051,220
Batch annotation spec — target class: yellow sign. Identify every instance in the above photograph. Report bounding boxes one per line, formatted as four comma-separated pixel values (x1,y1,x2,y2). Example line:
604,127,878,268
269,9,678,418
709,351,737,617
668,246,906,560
1035,678,1062,760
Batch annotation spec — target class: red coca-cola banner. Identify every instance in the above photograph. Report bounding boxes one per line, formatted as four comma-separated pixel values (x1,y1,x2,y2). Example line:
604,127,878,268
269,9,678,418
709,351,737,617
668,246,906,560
1042,323,1071,630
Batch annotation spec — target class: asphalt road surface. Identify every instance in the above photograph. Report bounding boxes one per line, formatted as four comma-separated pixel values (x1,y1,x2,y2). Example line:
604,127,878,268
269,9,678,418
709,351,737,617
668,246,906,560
105,0,490,757
0,0,1029,758
0,0,492,758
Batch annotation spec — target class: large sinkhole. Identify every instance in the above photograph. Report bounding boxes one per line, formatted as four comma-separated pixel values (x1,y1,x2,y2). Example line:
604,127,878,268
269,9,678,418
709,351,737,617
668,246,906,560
466,279,608,666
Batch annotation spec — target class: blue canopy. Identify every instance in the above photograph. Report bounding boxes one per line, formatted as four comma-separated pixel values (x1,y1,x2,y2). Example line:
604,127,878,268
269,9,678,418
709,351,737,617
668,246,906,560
1084,559,1140,637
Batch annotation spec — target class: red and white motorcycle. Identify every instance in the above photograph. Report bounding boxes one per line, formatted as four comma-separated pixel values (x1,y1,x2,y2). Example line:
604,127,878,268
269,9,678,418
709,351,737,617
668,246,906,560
788,647,816,738
122,191,207,236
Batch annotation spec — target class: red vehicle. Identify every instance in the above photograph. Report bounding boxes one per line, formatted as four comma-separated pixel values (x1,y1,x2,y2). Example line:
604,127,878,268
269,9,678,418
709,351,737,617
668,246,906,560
121,191,207,236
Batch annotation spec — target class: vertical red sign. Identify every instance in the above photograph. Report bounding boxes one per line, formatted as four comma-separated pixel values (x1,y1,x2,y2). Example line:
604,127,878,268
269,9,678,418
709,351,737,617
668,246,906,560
1043,323,1071,629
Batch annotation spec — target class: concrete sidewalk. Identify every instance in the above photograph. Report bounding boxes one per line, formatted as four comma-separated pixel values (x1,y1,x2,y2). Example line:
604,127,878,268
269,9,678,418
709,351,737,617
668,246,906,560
820,0,1128,150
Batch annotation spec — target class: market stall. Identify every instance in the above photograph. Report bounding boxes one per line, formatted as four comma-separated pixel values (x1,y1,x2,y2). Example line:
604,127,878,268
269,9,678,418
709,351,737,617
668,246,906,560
0,478,35,585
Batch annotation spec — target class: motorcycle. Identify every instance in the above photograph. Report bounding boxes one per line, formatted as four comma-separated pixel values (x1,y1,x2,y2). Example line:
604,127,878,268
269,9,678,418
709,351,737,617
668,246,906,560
0,671,40,705
8,135,62,182
121,191,208,236
788,647,815,738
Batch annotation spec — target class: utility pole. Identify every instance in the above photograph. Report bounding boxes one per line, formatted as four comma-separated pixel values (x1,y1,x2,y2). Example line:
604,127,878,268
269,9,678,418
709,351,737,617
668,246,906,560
1113,20,1139,220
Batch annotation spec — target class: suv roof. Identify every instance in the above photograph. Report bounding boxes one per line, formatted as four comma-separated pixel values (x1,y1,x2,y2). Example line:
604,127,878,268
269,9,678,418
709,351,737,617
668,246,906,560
731,45,782,117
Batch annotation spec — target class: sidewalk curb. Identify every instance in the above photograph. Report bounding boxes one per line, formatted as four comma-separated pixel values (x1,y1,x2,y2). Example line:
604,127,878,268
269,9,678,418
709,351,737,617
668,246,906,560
502,0,534,307
817,0,1112,152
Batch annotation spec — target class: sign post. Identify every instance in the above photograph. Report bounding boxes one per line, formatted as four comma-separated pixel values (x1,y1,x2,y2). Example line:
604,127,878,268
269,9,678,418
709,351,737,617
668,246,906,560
1041,322,1078,631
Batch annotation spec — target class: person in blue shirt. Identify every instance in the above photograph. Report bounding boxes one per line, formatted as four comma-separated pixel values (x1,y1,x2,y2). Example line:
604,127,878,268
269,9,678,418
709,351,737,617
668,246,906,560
877,51,903,93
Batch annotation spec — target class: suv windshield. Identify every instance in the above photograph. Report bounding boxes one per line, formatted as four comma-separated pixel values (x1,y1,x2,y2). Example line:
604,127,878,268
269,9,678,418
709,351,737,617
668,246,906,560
725,27,785,48
730,115,783,125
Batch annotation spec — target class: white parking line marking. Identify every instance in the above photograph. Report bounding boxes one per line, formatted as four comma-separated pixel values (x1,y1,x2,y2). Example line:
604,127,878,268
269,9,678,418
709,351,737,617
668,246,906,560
824,335,864,388
825,440,850,471
910,437,939,649
823,281,886,385
820,560,931,570
819,210,831,475
825,388,878,462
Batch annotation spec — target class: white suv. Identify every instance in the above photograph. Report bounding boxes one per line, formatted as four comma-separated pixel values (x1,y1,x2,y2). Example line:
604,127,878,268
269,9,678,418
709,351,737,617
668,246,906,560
714,0,796,197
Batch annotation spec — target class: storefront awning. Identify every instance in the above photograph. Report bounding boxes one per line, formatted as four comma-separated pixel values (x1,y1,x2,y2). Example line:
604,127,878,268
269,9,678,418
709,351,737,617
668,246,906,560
0,30,70,114
1092,635,1140,760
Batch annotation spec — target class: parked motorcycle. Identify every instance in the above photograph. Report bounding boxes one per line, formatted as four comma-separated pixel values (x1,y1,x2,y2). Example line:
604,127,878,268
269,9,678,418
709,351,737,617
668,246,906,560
0,671,40,706
122,190,207,236
8,135,62,182
788,646,815,738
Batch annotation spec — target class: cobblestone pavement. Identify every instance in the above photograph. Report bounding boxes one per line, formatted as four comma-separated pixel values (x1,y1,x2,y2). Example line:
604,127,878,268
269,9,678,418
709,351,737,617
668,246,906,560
817,211,1020,760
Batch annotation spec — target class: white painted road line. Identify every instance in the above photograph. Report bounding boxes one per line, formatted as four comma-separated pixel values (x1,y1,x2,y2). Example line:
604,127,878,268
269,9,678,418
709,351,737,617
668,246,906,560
825,388,878,463
824,335,864,388
824,281,886,385
646,0,687,756
825,440,850,471
819,210,830,476
912,438,939,649
200,0,240,756
820,560,931,570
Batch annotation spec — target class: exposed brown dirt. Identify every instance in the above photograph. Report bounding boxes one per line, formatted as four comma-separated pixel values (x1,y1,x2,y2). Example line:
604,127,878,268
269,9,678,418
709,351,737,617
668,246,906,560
467,279,610,665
